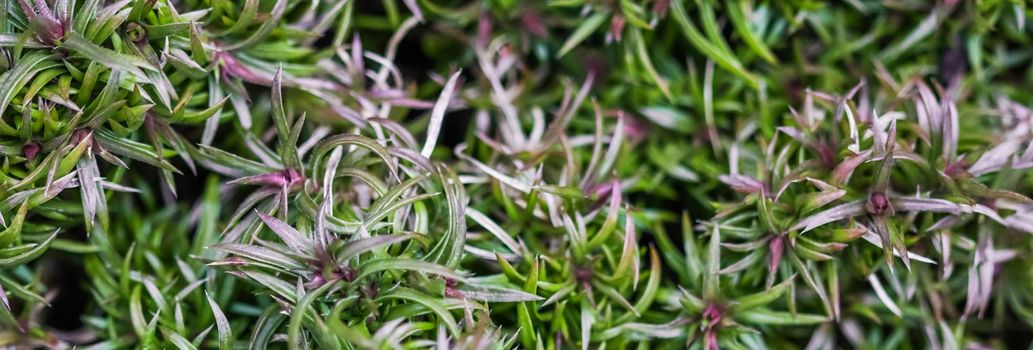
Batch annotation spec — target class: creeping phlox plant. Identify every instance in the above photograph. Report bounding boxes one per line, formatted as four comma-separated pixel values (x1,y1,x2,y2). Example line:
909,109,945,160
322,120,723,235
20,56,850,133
1,0,1033,349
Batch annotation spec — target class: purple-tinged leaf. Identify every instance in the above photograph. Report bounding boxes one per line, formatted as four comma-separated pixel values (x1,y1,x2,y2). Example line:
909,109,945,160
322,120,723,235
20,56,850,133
240,270,296,303
456,147,531,193
720,239,768,252
212,243,305,271
229,169,304,188
805,324,835,350
77,155,107,234
0,282,10,317
860,229,936,264
968,140,1026,176
891,197,960,214
791,200,865,233
20,0,64,44
776,126,807,144
794,243,834,261
466,209,522,255
929,216,958,233
768,235,784,278
830,150,871,185
960,204,1005,224
868,273,902,317
719,174,766,195
94,129,179,173
961,230,1013,318
256,211,312,254
916,82,943,142
718,249,762,275
805,177,836,192
421,70,462,158
801,190,848,213
580,299,593,350
456,279,542,303
1004,212,1033,234
0,282,16,331
943,100,959,160
639,106,693,133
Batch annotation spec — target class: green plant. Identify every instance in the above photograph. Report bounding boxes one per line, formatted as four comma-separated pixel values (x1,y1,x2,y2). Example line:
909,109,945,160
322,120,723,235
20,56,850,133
3,0,1033,349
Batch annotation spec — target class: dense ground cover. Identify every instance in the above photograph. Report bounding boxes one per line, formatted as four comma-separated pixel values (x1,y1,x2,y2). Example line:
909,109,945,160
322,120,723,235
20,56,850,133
2,0,1033,348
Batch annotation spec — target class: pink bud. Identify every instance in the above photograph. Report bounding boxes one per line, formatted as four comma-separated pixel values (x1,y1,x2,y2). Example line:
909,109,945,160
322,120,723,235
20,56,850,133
335,266,356,282
944,160,969,178
610,15,625,42
702,304,724,324
22,142,40,161
69,129,93,147
652,0,670,18
866,191,891,215
444,278,464,298
520,11,548,38
574,266,594,283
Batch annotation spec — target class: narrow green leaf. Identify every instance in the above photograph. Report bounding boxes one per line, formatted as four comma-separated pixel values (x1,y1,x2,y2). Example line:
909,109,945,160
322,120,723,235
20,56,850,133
61,32,155,81
727,0,777,64
335,233,415,262
0,230,59,267
378,287,460,336
206,292,232,350
733,276,794,311
670,0,759,88
557,13,607,57
737,309,828,325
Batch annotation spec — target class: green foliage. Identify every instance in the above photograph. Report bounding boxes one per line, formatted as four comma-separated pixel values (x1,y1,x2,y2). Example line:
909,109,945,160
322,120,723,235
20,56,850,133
2,0,1033,349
